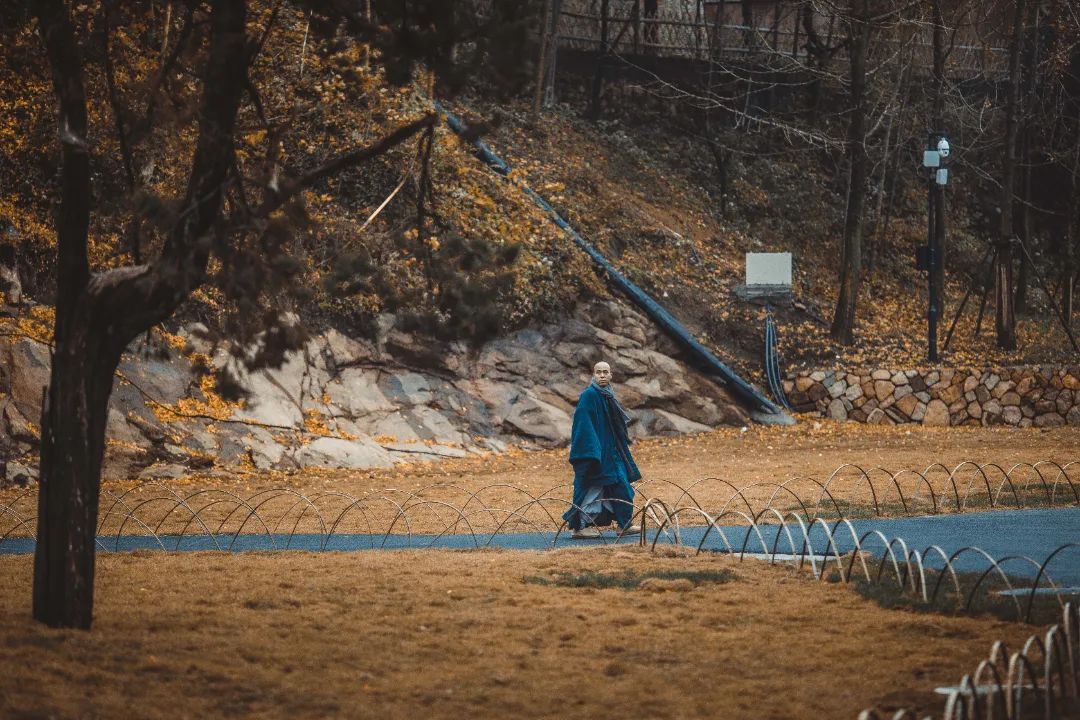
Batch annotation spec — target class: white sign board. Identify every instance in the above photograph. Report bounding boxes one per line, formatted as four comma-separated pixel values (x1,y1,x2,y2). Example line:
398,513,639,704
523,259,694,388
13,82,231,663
746,252,792,287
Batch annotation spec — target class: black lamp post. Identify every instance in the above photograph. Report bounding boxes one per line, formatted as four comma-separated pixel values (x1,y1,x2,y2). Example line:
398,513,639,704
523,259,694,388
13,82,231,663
921,131,949,361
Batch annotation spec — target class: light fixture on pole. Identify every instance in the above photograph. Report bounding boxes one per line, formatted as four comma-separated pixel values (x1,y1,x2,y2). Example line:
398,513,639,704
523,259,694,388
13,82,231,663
920,132,949,361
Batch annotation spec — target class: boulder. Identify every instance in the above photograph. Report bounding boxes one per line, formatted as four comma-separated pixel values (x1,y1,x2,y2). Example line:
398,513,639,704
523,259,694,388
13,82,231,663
137,463,188,480
910,402,927,422
405,406,469,445
1034,412,1066,428
1002,406,1022,425
239,426,288,470
827,397,848,421
922,399,950,426
382,371,434,406
117,352,192,406
348,411,425,443
873,380,895,401
938,384,962,405
322,328,375,369
3,337,51,421
503,393,572,444
4,460,38,486
1001,391,1021,407
295,436,394,469
1056,390,1073,416
326,368,395,416
105,408,151,448
894,393,919,417
3,401,37,443
647,409,711,436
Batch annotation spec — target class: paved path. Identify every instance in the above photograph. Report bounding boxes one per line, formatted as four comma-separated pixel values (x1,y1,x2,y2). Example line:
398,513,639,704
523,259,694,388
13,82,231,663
3,508,1078,584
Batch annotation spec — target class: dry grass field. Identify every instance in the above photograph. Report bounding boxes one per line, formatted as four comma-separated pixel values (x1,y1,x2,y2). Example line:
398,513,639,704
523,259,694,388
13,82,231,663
0,547,1042,719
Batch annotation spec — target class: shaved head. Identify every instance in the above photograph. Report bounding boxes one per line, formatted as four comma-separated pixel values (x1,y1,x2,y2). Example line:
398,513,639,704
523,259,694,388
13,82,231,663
593,361,612,387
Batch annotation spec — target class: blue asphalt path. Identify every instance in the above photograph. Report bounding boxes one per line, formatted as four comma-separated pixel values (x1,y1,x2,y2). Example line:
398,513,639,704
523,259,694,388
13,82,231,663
2,508,1078,584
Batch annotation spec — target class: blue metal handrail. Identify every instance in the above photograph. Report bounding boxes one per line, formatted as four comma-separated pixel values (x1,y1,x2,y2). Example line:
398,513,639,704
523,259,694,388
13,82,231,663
437,103,792,424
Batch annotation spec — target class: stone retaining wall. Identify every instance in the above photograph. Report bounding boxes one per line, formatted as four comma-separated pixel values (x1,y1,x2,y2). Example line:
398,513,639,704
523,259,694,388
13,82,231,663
782,367,1080,427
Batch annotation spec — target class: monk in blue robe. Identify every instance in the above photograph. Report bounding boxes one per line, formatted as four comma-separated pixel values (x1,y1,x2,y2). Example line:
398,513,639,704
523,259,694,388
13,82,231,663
564,361,642,539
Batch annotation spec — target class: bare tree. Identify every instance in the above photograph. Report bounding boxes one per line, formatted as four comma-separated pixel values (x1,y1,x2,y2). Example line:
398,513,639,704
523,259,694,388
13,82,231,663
28,0,523,629
830,0,873,345
995,0,1027,350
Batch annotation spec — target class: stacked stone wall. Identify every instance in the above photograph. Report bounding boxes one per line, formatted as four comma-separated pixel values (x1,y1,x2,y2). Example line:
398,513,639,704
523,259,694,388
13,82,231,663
783,367,1080,427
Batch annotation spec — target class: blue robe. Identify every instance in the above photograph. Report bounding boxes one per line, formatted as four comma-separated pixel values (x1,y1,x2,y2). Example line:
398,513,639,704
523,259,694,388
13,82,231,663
563,383,641,530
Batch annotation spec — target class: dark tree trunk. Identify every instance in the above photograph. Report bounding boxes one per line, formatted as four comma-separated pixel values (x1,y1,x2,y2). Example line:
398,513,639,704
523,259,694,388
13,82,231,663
995,0,1026,350
32,0,95,629
1015,170,1030,314
801,5,822,119
930,0,946,318
32,0,248,629
1014,2,1040,315
1067,134,1079,328
741,0,756,53
34,309,122,628
868,63,909,272
830,3,870,345
589,0,609,119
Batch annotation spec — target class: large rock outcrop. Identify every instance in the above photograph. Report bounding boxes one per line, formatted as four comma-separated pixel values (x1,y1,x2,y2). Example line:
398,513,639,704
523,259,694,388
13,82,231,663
0,300,748,480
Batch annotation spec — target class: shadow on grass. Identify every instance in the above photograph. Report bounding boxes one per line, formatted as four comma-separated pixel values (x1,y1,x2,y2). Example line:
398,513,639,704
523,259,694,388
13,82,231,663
846,558,1067,625
523,568,734,590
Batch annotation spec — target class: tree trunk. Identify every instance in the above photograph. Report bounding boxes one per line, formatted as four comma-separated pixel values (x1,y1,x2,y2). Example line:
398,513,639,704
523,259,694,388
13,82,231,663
34,308,121,628
32,0,95,629
930,0,946,319
995,0,1026,350
589,0,609,119
830,3,870,345
741,0,756,53
32,0,248,629
867,63,908,272
1014,2,1039,315
1067,132,1079,327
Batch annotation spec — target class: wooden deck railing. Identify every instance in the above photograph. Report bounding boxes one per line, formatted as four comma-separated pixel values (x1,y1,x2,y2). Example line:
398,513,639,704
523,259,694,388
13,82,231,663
551,0,1008,74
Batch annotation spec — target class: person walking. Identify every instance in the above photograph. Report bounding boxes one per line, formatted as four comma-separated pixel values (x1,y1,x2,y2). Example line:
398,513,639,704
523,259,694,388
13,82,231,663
564,361,642,539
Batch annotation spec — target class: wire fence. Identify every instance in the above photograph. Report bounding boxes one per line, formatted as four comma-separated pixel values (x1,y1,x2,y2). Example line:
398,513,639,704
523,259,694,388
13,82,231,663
3,460,1077,550
859,602,1080,720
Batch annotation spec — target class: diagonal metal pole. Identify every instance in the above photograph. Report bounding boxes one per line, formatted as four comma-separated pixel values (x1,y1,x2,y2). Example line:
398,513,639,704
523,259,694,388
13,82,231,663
973,252,995,339
943,244,995,351
1016,238,1080,352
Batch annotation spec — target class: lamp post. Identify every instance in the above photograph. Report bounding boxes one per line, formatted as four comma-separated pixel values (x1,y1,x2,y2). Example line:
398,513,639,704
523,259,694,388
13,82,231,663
921,131,949,361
